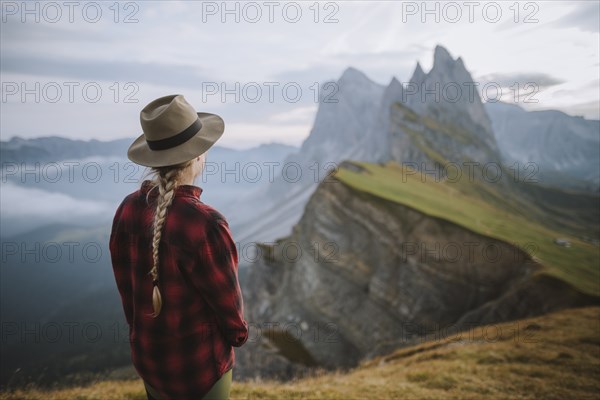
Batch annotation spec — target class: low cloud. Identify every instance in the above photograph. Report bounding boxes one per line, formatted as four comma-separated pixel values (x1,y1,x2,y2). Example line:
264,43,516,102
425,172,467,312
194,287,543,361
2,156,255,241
1,51,213,89
477,72,565,89
1,182,114,236
552,3,600,33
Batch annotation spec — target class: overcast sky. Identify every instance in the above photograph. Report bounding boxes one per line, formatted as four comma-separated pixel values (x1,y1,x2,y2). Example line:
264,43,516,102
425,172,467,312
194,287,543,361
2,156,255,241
1,0,598,149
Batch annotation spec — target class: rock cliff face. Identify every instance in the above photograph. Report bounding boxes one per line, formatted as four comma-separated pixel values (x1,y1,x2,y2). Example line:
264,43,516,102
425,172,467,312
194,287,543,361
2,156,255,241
387,101,505,184
241,167,598,369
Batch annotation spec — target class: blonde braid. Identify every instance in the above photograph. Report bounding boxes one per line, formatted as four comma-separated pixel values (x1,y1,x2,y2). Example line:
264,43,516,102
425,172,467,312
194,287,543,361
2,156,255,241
147,168,178,317
144,158,199,318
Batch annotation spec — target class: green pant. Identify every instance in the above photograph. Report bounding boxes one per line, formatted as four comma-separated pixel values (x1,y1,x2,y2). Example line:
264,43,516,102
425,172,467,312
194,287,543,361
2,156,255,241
144,368,233,400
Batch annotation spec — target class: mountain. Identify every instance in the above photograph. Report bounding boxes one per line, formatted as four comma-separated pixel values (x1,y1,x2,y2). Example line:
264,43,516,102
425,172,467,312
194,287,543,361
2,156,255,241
241,53,600,370
229,67,386,245
352,76,405,162
320,46,502,168
230,45,509,245
406,45,498,155
409,61,426,87
396,45,501,169
485,101,600,192
0,136,132,164
0,136,298,166
240,160,599,370
0,222,131,389
298,66,386,166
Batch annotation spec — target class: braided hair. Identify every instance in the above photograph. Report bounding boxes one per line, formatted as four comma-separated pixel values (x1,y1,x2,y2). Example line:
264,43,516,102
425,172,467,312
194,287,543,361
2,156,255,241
145,159,196,318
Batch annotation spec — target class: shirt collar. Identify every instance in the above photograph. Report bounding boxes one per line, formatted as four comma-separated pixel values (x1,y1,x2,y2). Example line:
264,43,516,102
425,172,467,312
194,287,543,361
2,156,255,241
140,180,203,199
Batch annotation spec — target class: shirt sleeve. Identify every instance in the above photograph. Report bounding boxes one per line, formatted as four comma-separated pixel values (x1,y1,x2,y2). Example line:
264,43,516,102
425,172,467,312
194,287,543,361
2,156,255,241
109,201,134,327
182,217,249,347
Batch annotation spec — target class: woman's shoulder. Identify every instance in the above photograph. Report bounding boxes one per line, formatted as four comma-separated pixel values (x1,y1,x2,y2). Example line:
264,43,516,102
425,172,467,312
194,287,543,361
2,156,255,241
173,200,232,250
178,196,227,223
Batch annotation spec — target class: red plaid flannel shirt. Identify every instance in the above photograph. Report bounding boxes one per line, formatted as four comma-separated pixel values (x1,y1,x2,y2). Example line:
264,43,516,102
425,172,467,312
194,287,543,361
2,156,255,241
109,180,249,399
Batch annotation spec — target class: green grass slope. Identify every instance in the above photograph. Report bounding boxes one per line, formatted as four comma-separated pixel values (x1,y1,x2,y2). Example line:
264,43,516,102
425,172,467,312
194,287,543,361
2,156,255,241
334,161,600,298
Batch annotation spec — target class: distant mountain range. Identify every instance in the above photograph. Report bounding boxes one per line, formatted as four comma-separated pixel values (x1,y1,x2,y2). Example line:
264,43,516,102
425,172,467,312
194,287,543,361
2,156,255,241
0,135,298,166
485,101,600,191
1,136,133,164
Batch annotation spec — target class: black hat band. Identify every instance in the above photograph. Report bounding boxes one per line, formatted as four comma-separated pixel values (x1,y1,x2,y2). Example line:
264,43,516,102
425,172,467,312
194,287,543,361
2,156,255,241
146,118,202,151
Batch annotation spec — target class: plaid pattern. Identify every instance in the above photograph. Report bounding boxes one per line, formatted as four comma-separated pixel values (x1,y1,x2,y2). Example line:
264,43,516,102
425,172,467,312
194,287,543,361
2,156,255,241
110,180,248,399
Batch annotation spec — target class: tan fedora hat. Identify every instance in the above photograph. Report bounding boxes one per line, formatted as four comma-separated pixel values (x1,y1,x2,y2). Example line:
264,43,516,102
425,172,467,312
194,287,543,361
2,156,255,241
127,94,224,167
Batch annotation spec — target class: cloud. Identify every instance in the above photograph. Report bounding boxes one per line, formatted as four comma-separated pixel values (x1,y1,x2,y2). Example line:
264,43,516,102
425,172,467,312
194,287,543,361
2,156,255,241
552,2,599,32
332,49,426,84
1,52,213,89
1,181,113,220
268,106,318,125
0,181,117,239
476,72,566,89
0,1,597,142
222,122,312,149
552,78,600,96
1,20,109,44
270,64,346,89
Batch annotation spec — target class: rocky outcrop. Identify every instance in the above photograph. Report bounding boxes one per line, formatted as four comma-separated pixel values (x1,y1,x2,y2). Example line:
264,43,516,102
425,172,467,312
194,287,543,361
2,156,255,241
241,168,598,370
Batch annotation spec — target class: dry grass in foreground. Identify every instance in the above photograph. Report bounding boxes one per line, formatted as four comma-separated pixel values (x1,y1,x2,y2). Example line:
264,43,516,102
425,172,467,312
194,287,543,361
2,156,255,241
2,306,599,400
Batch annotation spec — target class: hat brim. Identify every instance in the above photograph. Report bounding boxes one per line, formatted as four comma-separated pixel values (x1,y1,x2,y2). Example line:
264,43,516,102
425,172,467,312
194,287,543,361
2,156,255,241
127,112,224,167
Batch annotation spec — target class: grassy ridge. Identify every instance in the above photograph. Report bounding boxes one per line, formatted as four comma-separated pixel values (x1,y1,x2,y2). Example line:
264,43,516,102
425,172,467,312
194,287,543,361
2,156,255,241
334,161,600,297
2,306,599,399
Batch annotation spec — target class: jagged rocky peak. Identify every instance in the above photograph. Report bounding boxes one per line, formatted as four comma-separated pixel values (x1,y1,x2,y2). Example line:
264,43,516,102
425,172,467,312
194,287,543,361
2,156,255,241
408,62,426,86
424,45,471,86
389,76,403,89
296,65,385,164
428,46,477,90
383,76,404,100
313,66,383,105
432,44,455,69
311,66,378,104
339,66,372,84
405,44,498,154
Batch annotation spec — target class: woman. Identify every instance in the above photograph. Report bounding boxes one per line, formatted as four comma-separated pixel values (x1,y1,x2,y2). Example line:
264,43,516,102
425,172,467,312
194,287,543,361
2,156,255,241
110,94,249,400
